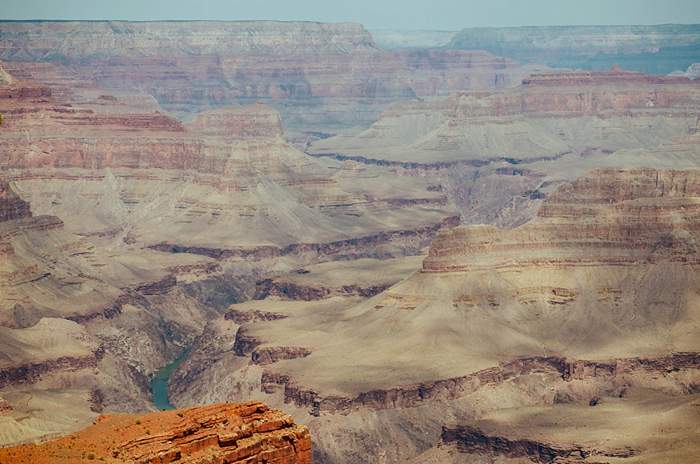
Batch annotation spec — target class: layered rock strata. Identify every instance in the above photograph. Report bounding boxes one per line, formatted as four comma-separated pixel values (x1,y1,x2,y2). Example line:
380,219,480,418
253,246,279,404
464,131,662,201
0,401,312,464
172,169,700,463
0,21,537,133
424,169,700,272
310,68,700,164
448,24,700,75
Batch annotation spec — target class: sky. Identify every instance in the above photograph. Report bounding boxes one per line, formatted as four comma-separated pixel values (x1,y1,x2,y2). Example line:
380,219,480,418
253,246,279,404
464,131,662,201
2,0,700,30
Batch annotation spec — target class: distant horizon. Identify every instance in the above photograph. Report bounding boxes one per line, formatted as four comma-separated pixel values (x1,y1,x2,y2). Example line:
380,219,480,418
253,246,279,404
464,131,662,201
0,19,699,31
2,0,700,30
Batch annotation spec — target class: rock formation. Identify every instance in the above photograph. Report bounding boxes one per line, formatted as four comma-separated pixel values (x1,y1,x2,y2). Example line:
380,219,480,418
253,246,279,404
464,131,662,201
311,68,700,164
0,21,538,135
2,18,700,464
448,24,700,75
173,169,700,463
0,401,311,464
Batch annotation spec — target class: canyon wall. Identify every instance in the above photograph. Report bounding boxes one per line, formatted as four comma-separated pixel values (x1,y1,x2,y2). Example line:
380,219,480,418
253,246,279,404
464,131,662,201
0,21,536,134
424,169,700,272
310,68,700,163
449,24,700,75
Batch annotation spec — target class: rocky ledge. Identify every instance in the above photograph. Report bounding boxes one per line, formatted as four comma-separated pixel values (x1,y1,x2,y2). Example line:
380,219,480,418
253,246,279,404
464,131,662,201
261,353,700,416
0,401,311,464
441,425,636,463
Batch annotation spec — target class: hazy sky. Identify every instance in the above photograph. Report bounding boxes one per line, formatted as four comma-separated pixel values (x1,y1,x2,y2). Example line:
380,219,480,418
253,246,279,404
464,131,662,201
2,0,700,30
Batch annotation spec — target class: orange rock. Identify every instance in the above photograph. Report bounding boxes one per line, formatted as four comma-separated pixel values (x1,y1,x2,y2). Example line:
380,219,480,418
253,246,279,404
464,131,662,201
0,401,312,464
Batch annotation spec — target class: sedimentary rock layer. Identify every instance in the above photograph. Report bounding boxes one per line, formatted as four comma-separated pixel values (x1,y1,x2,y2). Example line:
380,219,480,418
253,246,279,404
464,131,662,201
424,169,700,272
260,353,700,416
0,401,312,464
0,21,536,133
310,69,700,163
449,24,700,74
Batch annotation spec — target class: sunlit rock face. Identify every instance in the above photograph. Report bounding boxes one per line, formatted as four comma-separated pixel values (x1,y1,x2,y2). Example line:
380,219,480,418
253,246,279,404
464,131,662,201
0,401,312,464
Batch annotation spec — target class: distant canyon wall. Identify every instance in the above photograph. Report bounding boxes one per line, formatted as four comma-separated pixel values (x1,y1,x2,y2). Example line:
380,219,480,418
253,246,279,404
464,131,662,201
449,24,700,75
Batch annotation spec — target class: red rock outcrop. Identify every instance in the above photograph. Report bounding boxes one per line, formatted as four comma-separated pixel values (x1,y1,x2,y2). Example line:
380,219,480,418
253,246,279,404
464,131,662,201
0,401,312,464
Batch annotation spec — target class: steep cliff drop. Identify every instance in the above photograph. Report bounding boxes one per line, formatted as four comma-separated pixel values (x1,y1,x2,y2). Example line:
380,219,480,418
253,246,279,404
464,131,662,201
0,401,312,464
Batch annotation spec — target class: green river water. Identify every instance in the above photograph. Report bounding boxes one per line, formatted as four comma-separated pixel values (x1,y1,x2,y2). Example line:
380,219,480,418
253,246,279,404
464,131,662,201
150,348,190,410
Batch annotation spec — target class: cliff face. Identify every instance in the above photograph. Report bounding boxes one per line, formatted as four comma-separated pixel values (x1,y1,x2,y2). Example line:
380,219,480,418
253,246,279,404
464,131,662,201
310,69,700,164
0,21,534,133
424,169,700,272
0,401,311,464
449,24,700,75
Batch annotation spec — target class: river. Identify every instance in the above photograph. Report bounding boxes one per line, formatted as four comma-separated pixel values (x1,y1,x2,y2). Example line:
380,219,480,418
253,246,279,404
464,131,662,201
150,348,190,410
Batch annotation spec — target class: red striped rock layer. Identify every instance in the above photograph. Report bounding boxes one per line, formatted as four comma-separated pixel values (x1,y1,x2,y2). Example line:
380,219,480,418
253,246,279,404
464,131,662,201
0,77,299,177
0,401,312,464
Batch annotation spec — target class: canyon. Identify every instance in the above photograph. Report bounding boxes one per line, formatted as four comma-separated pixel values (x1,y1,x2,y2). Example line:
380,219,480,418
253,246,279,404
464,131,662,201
0,20,540,140
0,19,699,464
170,169,700,463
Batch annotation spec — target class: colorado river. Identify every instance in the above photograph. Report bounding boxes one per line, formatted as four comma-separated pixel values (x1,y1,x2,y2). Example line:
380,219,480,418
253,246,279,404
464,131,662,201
150,348,190,410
